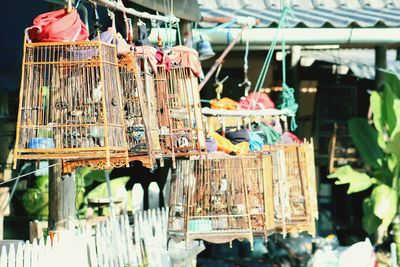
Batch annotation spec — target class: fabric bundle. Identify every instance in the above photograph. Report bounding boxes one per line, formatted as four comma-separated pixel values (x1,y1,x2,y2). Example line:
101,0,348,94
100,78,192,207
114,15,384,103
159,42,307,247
209,132,249,155
210,98,239,110
26,8,89,42
239,92,275,110
251,122,281,145
170,46,203,77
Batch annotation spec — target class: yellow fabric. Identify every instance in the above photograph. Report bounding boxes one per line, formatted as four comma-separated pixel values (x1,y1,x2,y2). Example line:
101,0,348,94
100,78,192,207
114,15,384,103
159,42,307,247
209,132,249,155
210,97,238,110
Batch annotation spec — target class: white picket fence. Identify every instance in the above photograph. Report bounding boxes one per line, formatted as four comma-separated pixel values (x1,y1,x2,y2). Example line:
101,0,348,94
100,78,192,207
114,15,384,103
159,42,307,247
0,208,170,267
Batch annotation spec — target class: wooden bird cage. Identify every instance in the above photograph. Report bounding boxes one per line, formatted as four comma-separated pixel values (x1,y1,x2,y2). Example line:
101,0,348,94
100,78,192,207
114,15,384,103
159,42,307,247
246,152,275,237
155,65,206,165
14,40,129,168
168,154,254,248
303,139,319,222
117,53,163,168
269,143,316,236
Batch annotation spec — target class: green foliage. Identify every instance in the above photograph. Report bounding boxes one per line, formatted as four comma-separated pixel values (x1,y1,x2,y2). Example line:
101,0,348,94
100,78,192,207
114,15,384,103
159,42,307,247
21,175,49,218
362,198,382,235
328,73,400,237
75,167,106,187
371,184,398,230
85,177,130,200
347,118,384,169
327,166,376,194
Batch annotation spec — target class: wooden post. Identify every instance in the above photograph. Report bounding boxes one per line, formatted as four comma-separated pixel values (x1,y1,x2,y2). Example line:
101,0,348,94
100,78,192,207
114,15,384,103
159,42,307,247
290,45,301,90
48,160,76,231
375,45,387,91
0,187,10,240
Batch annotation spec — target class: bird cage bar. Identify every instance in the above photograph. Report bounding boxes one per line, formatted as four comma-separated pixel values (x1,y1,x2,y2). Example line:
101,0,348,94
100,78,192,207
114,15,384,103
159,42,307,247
14,40,129,168
155,65,206,165
304,139,318,221
155,66,176,162
169,155,254,249
270,143,316,236
139,57,164,165
246,152,275,237
118,54,163,168
269,145,290,235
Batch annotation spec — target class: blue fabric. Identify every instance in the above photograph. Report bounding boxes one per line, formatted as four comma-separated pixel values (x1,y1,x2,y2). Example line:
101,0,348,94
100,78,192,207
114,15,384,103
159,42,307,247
248,132,264,151
218,127,250,145
251,122,281,145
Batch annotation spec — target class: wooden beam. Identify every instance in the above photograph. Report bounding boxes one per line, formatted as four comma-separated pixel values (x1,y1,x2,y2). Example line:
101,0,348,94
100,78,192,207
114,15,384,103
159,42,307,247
48,160,76,231
375,45,387,91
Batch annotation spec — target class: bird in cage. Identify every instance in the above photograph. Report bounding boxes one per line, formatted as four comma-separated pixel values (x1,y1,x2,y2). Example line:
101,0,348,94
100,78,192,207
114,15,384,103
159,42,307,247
64,130,81,148
90,126,105,147
92,80,102,103
219,175,227,192
130,125,145,141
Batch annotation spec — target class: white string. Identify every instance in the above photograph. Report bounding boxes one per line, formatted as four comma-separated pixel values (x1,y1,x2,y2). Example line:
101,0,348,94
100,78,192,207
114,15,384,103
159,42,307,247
0,162,61,186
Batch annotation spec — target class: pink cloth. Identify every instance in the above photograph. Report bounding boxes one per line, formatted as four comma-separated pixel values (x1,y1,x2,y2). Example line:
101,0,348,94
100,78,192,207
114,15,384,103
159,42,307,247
155,50,171,72
134,45,158,74
27,8,89,42
169,45,202,77
280,131,302,144
239,92,275,110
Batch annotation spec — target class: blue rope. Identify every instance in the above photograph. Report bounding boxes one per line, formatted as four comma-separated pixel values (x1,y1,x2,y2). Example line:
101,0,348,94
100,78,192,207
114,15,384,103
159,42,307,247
248,7,290,111
202,19,238,32
280,84,298,130
280,7,298,131
253,7,290,94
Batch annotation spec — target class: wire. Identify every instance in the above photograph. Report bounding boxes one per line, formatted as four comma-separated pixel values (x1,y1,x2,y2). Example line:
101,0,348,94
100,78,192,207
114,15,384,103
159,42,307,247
248,8,288,110
176,20,182,45
0,162,61,215
0,162,61,187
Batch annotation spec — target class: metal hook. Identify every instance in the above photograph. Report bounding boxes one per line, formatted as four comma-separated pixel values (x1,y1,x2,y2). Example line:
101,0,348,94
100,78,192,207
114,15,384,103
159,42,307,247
90,1,102,33
66,0,72,13
137,18,146,26
238,78,251,97
107,8,116,31
214,64,229,99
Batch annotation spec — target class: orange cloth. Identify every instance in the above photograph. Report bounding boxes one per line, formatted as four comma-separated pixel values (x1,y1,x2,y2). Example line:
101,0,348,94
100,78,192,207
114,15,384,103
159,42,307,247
209,132,249,155
210,97,239,110
27,8,89,42
170,46,202,77
119,52,139,72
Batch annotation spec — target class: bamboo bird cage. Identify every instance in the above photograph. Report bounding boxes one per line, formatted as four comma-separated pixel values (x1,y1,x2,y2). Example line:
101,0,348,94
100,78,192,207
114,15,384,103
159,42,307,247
155,49,206,166
269,142,316,236
14,39,129,169
154,66,175,161
168,154,255,249
118,53,163,168
246,152,275,237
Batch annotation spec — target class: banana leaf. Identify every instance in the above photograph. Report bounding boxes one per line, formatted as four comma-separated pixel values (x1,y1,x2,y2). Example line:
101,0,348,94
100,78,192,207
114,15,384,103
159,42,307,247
348,117,384,169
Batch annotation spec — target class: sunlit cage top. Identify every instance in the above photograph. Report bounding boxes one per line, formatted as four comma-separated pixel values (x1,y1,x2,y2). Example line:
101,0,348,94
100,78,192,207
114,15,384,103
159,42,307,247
168,154,255,249
155,46,206,166
14,36,129,169
118,48,163,168
267,142,317,236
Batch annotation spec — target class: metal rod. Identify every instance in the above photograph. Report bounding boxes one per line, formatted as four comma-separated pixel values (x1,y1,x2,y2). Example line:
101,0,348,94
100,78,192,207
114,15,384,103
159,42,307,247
92,0,179,23
45,0,178,23
199,27,245,91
